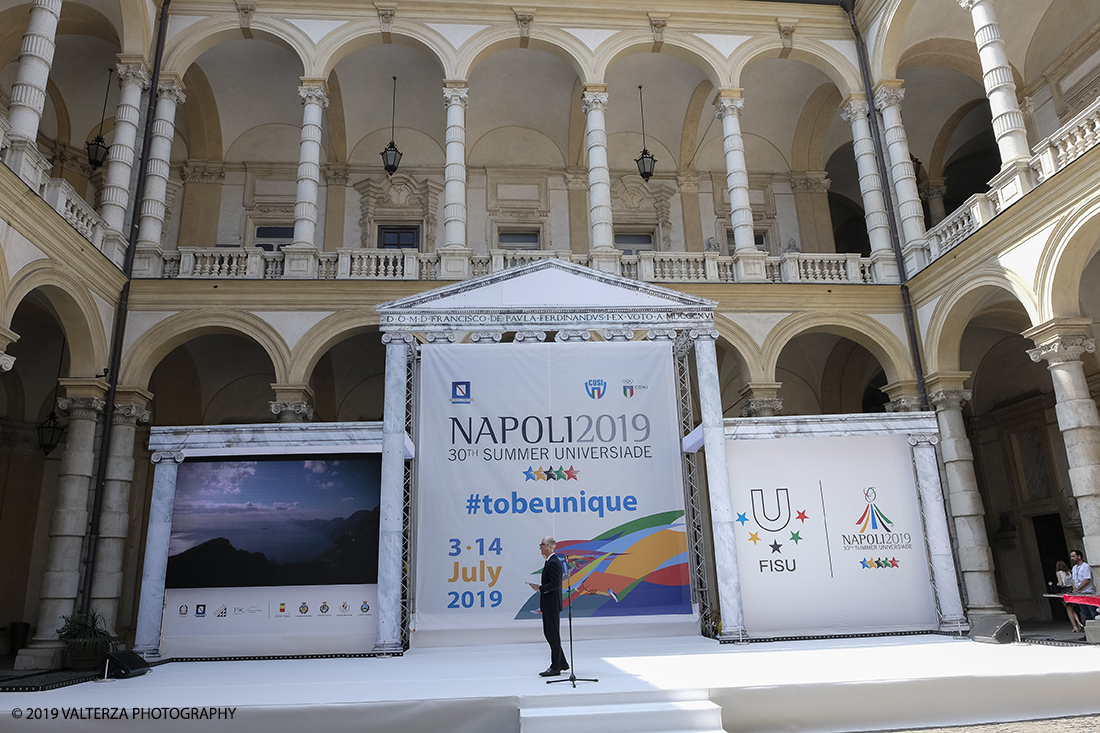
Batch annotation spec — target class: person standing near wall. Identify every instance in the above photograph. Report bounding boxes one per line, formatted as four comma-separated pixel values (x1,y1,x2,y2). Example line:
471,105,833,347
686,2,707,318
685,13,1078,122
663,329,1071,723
1070,550,1096,623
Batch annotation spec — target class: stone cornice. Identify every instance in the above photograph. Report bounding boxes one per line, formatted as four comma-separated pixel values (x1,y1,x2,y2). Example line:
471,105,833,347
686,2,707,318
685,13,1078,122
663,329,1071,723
165,0,857,36
125,279,908,315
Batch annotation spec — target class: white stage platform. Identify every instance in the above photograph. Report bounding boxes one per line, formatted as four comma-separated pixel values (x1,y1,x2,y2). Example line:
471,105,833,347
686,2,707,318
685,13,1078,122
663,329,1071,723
3,634,1100,733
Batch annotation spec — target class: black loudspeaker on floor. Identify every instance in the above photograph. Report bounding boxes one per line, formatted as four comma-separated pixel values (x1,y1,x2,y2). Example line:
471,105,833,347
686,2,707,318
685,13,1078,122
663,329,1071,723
968,616,1019,644
104,650,152,679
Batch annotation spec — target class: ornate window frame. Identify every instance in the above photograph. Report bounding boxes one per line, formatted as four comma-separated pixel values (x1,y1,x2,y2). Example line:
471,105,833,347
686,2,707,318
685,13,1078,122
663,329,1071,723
355,173,442,251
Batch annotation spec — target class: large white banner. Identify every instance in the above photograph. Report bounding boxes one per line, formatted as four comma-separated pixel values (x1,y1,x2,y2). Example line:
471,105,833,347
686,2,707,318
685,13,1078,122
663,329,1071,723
417,342,691,631
727,434,939,636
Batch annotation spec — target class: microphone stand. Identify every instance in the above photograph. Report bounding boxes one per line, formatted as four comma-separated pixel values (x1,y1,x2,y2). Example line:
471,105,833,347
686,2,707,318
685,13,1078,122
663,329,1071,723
548,558,597,688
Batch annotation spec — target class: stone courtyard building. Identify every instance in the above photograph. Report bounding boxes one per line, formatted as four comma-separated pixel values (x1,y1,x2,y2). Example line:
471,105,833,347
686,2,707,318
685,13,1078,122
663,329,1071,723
0,0,1099,668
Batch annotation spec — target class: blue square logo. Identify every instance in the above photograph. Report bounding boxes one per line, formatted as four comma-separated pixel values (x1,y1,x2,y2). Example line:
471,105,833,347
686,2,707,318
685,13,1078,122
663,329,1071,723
451,381,471,404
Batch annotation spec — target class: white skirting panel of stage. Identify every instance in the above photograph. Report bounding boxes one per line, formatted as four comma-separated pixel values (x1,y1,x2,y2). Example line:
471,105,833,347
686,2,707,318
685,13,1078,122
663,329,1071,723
3,635,1100,733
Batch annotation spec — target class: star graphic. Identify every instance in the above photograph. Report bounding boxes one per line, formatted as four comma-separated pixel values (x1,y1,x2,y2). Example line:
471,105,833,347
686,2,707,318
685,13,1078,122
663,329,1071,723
544,466,557,480
748,532,761,545
736,512,748,525
769,540,783,554
860,558,870,569
565,466,579,480
790,531,802,544
535,467,546,481
523,466,537,481
554,467,567,480
890,557,899,568
877,558,887,569
796,510,808,523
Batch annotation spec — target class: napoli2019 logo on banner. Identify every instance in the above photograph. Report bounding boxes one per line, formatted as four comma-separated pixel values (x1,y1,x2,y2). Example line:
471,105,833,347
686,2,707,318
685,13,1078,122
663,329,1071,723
451,381,471,404
585,379,607,399
856,487,894,532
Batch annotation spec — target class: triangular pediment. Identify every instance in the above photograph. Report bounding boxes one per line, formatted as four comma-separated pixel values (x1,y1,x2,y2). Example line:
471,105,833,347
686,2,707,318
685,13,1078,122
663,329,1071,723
377,258,715,333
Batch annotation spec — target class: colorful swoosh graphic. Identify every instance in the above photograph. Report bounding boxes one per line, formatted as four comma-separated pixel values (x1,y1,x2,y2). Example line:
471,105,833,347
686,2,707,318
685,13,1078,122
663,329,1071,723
516,511,692,618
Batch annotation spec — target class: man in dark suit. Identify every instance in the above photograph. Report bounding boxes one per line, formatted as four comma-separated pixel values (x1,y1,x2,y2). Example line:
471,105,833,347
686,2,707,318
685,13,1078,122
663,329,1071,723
528,536,568,676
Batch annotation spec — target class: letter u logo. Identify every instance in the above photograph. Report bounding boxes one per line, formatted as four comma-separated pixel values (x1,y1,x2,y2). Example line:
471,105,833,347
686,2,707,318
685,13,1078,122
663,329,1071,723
750,488,791,532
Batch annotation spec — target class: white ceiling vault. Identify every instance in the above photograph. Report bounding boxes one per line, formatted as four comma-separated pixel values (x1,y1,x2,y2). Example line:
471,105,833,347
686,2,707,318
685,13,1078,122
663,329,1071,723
0,0,1095,221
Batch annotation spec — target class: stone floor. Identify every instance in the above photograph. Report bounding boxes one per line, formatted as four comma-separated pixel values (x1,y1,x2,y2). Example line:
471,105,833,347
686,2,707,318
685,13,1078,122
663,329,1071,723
864,716,1100,733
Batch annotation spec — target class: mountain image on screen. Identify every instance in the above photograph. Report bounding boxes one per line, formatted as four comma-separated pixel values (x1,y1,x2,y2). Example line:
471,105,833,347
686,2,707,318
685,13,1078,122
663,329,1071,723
165,507,380,588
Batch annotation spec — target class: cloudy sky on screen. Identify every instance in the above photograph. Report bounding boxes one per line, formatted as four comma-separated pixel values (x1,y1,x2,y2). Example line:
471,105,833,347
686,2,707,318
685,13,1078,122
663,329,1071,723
168,457,380,560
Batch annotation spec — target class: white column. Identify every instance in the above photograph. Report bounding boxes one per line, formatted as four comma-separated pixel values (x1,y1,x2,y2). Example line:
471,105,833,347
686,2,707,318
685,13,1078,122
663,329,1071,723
874,84,925,248
715,90,767,282
7,0,62,144
292,81,328,250
691,329,745,638
439,84,472,280
841,97,892,254
100,61,151,233
134,450,183,660
443,85,468,249
374,332,413,653
89,390,151,635
957,0,1030,165
136,78,185,251
922,180,948,225
930,386,1005,618
16,382,106,670
715,92,753,252
1026,323,1100,566
841,96,899,283
908,433,968,630
582,87,613,255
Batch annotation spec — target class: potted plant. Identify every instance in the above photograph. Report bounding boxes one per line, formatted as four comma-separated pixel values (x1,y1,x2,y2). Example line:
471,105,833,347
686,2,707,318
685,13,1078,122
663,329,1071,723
56,610,114,672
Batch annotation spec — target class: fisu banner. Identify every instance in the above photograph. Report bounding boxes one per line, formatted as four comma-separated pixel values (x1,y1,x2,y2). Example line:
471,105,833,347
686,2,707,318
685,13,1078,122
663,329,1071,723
727,434,939,636
417,341,691,631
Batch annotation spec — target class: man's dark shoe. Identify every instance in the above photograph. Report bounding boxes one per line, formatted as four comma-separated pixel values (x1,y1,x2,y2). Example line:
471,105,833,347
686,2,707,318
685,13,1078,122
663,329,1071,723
539,667,562,677
561,663,569,671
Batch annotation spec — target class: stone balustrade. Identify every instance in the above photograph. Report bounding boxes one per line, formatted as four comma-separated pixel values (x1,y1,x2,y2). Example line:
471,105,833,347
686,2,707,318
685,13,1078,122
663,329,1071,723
137,246,883,285
925,192,997,260
41,177,126,266
919,94,1100,269
1031,95,1100,183
9,93,1100,286
0,111,10,155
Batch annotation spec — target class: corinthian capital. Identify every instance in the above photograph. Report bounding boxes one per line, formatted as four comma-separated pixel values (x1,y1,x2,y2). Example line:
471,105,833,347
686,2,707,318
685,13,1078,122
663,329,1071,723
114,403,152,425
443,85,469,109
841,98,869,124
715,96,744,119
930,389,971,412
116,62,151,90
298,84,330,108
58,396,107,419
955,0,981,10
157,79,187,106
873,85,905,110
1028,335,1096,365
582,92,608,114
